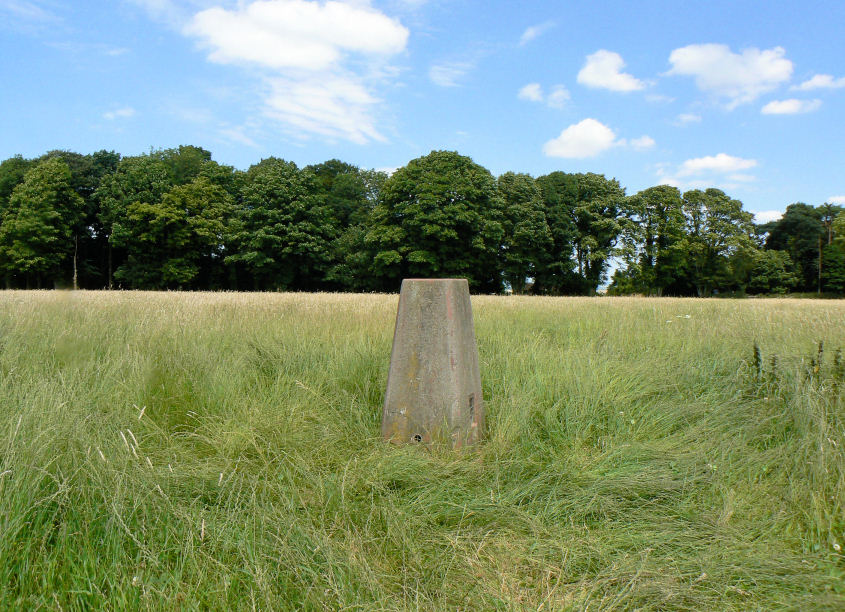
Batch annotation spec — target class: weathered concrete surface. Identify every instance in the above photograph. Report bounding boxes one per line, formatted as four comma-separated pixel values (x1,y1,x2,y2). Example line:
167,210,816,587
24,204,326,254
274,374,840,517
382,279,484,447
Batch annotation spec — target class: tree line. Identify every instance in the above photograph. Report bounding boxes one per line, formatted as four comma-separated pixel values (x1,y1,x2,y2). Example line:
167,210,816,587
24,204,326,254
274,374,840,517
0,146,843,295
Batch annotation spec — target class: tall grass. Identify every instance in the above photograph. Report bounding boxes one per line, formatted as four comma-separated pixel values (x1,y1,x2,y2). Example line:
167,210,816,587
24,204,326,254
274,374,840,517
0,291,842,609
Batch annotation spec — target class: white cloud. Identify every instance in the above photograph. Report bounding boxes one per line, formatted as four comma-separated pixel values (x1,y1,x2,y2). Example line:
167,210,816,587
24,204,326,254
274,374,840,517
265,75,384,144
518,83,543,102
543,118,619,158
667,44,793,108
761,98,822,114
429,60,474,87
518,83,569,108
754,210,783,224
658,153,759,191
828,195,845,205
793,74,845,91
182,1,409,144
546,85,570,109
103,107,136,120
185,1,408,71
677,153,757,177
676,113,702,124
519,21,554,46
630,135,655,150
577,50,645,92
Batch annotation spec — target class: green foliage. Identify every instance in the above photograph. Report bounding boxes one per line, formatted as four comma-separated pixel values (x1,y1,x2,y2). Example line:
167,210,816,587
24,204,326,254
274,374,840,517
822,244,845,294
0,155,34,213
615,185,687,295
307,160,388,291
95,156,172,288
683,188,756,296
226,158,337,290
536,172,625,294
37,150,121,288
497,172,552,293
747,249,800,294
0,158,84,285
764,203,824,292
533,172,579,293
155,145,213,186
366,151,505,292
112,177,233,289
0,146,841,295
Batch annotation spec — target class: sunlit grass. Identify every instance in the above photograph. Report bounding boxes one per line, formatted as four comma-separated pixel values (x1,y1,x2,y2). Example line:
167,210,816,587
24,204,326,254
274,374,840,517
0,291,842,609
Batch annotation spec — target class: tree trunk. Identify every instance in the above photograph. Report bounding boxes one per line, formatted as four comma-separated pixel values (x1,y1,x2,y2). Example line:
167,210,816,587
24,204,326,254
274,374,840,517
73,235,78,291
228,265,238,291
108,243,113,290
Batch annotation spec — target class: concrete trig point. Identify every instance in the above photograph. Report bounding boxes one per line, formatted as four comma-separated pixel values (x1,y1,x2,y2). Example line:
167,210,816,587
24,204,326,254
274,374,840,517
381,278,484,447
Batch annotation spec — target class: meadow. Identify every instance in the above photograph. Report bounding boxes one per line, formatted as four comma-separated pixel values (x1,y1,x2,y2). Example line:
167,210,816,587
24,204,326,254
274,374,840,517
0,291,843,610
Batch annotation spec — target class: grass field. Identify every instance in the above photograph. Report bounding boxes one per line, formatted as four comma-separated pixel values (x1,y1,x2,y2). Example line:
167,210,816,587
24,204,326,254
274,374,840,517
0,291,843,610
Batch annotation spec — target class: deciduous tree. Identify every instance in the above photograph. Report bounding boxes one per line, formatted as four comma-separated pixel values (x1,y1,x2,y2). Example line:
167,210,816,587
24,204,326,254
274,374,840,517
227,158,336,290
497,172,551,293
366,151,504,292
0,158,84,287
682,188,755,296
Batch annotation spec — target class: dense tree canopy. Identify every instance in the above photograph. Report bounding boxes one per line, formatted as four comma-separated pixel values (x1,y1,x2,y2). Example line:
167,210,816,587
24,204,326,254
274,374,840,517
0,145,841,296
615,185,686,296
366,151,504,292
497,172,552,294
0,158,84,288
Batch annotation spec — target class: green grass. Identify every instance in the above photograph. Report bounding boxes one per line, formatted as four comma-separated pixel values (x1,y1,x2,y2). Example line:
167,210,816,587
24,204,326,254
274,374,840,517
0,291,843,610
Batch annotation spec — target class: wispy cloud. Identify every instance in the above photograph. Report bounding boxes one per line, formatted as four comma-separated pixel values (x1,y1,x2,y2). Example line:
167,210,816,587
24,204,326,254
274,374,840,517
182,0,409,144
103,107,136,120
429,60,475,87
517,83,569,108
657,152,759,191
666,44,793,109
518,83,543,102
519,21,554,46
577,50,645,92
219,126,258,148
828,195,845,205
264,75,385,143
792,74,845,91
0,0,57,22
675,113,702,125
127,0,188,26
761,98,822,115
677,153,757,176
547,86,570,109
47,41,129,57
629,135,656,151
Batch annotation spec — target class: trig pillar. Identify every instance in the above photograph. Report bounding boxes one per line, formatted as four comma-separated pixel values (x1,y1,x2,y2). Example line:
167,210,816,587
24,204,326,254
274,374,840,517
381,278,484,447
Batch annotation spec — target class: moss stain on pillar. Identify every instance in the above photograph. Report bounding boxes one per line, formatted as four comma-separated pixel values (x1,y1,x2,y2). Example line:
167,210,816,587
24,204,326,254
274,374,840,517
382,278,485,447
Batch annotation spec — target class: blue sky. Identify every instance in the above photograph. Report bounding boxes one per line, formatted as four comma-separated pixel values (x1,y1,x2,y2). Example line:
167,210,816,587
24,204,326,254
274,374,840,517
2,0,845,221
